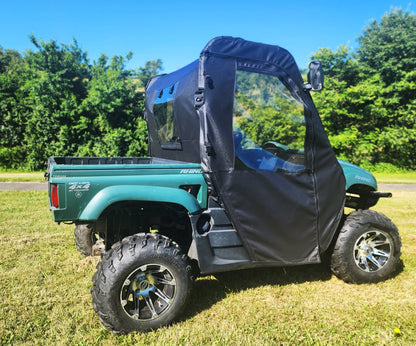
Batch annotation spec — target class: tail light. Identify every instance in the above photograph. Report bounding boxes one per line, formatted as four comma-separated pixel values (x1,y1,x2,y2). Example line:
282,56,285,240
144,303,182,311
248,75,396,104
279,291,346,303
51,184,59,208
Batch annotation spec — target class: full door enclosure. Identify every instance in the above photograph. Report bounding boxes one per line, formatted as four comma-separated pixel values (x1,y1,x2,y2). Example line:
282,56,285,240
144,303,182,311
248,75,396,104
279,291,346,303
201,56,345,265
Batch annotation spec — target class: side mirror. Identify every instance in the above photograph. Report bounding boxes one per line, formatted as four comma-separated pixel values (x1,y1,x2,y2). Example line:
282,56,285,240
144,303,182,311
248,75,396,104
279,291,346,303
307,61,324,91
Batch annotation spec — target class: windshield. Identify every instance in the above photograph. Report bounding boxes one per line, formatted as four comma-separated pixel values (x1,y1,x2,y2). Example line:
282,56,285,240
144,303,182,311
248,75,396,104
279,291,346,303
233,70,306,172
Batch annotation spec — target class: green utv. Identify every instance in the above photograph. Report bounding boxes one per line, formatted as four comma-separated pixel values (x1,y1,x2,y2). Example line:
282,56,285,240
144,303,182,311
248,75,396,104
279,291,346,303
46,37,401,333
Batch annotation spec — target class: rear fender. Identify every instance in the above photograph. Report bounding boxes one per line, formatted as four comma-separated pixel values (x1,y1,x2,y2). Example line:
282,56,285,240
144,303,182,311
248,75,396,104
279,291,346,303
79,185,201,221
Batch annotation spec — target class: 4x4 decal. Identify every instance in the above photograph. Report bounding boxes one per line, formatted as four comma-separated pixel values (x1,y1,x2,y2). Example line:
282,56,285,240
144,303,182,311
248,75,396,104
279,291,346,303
68,182,91,192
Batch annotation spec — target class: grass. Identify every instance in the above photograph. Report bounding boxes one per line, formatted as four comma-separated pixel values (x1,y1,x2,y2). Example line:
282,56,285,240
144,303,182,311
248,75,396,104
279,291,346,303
374,171,416,185
0,171,45,182
0,190,415,344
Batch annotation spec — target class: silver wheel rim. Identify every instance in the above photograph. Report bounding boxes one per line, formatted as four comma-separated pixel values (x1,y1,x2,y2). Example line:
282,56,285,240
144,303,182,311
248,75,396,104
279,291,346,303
120,264,176,321
353,229,392,272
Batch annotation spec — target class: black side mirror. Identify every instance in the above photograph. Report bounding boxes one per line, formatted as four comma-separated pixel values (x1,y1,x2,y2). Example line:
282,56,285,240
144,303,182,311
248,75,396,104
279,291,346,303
307,61,324,91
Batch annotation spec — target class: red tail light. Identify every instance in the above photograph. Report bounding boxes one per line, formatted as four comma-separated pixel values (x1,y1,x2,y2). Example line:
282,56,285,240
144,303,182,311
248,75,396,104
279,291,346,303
51,184,59,207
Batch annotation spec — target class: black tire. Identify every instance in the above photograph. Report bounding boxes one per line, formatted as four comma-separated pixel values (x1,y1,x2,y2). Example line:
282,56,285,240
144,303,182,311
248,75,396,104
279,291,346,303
91,233,193,333
74,224,95,257
331,210,401,283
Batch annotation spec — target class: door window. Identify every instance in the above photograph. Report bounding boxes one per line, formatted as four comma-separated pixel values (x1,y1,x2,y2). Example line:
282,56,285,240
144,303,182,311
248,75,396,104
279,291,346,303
233,70,306,172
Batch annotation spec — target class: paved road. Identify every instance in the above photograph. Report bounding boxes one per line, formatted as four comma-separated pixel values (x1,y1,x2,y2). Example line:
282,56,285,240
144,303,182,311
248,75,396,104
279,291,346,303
378,184,416,191
0,182,48,190
1,182,416,191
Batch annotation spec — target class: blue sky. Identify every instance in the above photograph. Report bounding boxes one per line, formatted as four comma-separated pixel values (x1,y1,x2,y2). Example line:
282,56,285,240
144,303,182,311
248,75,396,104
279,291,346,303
1,0,414,73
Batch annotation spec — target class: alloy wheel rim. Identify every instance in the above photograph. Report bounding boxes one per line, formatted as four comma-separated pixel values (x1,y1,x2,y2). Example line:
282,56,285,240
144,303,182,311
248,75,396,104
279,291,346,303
353,229,392,272
120,264,176,321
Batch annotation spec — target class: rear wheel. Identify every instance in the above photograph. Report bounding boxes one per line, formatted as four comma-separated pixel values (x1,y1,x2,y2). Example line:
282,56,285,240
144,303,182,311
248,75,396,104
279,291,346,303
91,233,193,333
74,224,95,257
74,224,105,257
331,210,401,283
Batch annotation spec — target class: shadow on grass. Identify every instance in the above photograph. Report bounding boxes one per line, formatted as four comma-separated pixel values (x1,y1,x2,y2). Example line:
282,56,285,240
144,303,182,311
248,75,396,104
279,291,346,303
180,258,405,323
181,262,332,322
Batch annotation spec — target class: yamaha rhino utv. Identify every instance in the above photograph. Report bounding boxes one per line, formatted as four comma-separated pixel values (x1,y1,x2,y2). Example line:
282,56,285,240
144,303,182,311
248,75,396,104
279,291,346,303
47,37,401,333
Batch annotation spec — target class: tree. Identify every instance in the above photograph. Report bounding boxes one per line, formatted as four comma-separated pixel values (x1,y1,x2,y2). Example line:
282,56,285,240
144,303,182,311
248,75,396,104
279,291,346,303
358,8,416,85
311,8,416,169
0,36,159,170
20,36,91,169
0,47,25,168
311,45,359,86
76,53,146,157
137,59,163,86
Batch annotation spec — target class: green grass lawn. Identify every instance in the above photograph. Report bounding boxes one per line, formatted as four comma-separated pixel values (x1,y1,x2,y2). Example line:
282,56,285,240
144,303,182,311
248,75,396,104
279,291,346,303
374,171,416,184
0,190,415,344
0,171,45,182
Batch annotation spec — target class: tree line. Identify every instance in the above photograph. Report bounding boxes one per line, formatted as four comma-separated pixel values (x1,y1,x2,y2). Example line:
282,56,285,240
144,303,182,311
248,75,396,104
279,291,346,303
1,8,416,170
311,8,416,170
0,35,162,170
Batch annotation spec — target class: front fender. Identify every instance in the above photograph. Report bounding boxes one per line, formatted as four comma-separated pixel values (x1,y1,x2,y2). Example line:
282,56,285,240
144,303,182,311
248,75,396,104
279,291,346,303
338,159,377,191
79,185,201,220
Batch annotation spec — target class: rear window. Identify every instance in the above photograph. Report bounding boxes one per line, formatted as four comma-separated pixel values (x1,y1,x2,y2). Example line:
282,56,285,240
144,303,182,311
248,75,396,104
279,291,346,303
153,83,179,145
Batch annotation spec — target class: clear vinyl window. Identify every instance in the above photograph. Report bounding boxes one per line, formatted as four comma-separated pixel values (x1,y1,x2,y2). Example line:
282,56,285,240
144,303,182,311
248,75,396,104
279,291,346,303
233,70,306,172
153,83,178,144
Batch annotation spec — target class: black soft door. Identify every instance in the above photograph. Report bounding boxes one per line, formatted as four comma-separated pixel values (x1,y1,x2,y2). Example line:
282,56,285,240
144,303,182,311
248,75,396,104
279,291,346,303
200,56,345,266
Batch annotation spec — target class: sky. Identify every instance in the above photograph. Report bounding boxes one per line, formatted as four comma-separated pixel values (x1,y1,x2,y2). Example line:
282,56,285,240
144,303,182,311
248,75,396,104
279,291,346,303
1,0,415,73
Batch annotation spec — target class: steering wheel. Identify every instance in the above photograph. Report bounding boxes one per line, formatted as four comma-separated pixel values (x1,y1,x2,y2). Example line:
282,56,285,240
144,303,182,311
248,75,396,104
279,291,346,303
262,141,290,156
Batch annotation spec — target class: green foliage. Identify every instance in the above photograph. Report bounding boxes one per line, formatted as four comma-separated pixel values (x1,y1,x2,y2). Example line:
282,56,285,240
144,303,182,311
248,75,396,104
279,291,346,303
0,46,25,157
311,8,416,169
0,37,160,170
358,8,416,85
312,45,360,86
76,53,146,157
137,59,163,87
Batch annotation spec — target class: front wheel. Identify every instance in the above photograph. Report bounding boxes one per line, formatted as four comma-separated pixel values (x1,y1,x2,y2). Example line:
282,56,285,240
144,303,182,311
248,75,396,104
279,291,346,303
331,210,401,283
91,233,193,333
